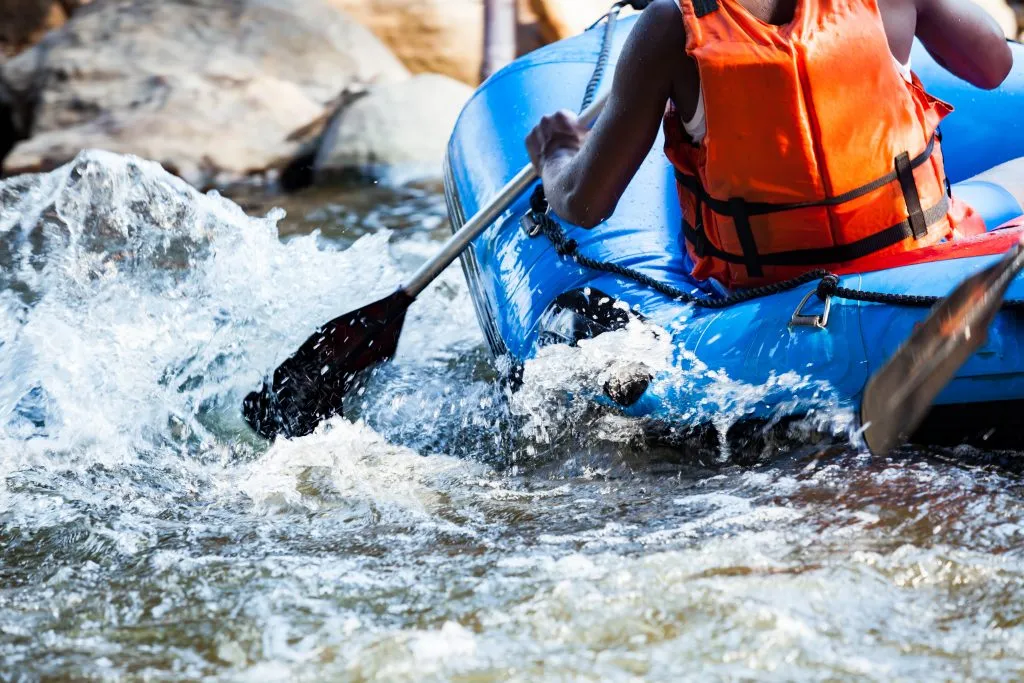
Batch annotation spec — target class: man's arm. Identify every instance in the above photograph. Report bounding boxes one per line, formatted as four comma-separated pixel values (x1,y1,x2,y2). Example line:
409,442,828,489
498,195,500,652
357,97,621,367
915,0,1012,90
524,0,691,228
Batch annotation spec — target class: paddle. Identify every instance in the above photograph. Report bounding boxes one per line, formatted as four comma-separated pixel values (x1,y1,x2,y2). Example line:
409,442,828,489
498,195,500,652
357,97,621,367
860,231,1024,456
242,92,611,440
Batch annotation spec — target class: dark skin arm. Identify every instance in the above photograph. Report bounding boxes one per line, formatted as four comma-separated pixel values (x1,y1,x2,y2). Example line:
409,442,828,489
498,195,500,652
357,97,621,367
912,0,1013,89
527,0,1012,228
525,0,691,227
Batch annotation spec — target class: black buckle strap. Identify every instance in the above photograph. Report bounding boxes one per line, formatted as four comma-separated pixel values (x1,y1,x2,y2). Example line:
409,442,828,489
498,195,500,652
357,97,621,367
729,197,763,277
682,196,949,267
691,0,719,17
895,151,928,239
691,194,708,257
675,134,939,219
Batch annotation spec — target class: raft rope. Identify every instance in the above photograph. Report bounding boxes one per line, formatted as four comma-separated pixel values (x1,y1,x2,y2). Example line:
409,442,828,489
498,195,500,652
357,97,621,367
527,1,1024,312
582,1,627,109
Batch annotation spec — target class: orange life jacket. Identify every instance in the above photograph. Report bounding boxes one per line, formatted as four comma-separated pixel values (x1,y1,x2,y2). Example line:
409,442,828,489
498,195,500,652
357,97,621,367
663,0,986,289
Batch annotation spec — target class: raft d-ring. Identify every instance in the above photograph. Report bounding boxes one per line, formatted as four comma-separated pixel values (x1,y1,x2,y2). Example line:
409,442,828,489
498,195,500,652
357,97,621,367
789,289,832,329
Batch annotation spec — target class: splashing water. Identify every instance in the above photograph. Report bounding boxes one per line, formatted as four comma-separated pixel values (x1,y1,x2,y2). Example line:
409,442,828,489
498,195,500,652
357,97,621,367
1,150,1023,681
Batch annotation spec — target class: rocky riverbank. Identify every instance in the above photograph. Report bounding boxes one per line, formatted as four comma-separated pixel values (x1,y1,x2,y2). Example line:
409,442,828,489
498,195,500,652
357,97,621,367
0,0,1021,192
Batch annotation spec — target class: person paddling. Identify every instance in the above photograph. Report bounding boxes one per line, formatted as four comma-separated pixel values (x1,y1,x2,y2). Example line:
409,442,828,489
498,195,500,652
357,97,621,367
526,0,1016,288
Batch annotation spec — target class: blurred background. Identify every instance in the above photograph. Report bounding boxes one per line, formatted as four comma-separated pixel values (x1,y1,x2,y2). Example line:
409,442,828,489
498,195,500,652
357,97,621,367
0,0,648,200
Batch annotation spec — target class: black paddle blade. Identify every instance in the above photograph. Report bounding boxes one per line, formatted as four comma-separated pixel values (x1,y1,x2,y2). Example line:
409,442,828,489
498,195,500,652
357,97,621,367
242,289,414,440
861,242,1024,456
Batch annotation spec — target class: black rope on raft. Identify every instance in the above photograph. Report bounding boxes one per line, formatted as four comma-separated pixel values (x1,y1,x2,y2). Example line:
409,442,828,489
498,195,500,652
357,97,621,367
530,187,835,308
584,0,654,34
581,4,619,110
819,273,1024,310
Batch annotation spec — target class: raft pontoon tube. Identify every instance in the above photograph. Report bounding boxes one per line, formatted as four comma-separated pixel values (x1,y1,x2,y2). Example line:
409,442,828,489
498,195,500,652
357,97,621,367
444,12,1024,446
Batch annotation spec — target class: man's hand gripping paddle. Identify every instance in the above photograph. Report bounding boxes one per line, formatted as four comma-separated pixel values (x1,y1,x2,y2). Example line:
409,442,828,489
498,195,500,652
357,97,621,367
860,231,1024,455
242,93,610,440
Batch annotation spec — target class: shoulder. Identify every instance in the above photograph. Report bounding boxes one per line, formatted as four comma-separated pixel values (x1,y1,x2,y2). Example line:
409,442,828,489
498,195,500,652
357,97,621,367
644,0,684,20
624,0,687,60
615,0,695,107
636,0,686,37
875,0,927,63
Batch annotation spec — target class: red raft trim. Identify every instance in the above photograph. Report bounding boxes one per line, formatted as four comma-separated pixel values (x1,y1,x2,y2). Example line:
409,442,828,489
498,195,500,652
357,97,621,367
831,217,1024,277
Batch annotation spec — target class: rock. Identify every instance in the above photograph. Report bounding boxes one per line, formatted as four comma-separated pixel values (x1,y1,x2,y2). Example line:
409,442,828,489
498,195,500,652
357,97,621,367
529,0,630,41
57,0,91,13
327,0,583,85
0,0,68,57
0,0,409,187
327,0,485,85
0,69,16,164
314,73,473,184
516,0,550,59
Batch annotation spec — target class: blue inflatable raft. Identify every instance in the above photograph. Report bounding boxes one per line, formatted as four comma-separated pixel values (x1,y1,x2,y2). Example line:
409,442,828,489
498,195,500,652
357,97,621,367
444,11,1024,447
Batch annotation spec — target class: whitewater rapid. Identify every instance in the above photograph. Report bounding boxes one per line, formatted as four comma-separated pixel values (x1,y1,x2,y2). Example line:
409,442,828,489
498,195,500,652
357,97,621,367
1,151,1022,681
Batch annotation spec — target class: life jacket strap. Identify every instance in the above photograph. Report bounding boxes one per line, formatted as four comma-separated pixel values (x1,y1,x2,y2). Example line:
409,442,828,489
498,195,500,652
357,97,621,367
728,197,764,277
894,150,928,239
675,134,938,218
691,0,719,18
683,195,950,267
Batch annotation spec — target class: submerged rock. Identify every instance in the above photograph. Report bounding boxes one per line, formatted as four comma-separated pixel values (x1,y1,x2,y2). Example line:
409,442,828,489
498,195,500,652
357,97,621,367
0,0,409,187
314,73,473,184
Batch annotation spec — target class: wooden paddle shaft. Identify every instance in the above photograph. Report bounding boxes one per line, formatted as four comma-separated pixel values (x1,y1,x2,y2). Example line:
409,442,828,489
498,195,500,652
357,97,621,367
403,91,610,298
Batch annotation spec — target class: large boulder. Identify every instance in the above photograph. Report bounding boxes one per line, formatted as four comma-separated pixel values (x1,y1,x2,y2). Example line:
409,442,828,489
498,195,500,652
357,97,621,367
0,0,409,187
313,73,473,184
327,0,605,85
327,0,484,85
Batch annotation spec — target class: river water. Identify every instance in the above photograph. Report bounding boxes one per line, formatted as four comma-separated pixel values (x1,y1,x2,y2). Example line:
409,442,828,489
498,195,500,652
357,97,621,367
1,150,1022,681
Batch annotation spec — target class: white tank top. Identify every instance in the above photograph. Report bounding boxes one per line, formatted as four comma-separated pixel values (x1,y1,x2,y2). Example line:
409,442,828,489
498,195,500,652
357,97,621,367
674,0,914,143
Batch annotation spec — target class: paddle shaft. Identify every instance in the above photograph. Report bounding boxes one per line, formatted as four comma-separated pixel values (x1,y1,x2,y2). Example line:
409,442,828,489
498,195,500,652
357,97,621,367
403,91,610,298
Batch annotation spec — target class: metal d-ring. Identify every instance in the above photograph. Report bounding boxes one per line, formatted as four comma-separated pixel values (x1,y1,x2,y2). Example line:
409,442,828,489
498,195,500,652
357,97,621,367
790,288,832,329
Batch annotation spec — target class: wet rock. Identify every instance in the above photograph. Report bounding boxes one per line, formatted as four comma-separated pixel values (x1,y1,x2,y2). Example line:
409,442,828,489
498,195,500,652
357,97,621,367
0,0,409,187
603,362,652,408
314,74,472,184
0,56,23,164
0,0,68,57
0,91,16,166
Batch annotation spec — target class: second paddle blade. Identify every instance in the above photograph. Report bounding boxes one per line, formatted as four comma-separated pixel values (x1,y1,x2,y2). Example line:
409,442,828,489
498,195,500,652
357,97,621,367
242,288,414,440
860,243,1024,456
